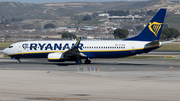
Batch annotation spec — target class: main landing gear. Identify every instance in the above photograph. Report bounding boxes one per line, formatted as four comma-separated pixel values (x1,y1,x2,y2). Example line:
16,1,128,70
75,56,82,64
85,58,91,64
76,59,82,64
75,58,91,64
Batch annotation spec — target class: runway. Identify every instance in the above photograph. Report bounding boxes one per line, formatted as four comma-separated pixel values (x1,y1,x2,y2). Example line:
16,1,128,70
1,50,180,55
1,58,180,101
1,58,180,71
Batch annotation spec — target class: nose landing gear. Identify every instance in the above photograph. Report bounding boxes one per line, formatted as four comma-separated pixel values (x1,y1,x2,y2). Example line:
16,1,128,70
16,58,21,64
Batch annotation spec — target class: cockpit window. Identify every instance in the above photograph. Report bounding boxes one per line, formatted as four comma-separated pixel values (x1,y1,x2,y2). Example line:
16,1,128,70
9,46,13,48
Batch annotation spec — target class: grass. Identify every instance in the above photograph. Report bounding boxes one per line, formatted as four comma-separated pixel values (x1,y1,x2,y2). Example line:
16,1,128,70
157,42,180,51
0,42,12,48
122,56,165,59
3,55,10,58
81,19,103,25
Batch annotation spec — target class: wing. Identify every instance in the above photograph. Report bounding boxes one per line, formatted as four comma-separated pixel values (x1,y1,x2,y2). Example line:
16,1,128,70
48,37,87,62
63,37,86,58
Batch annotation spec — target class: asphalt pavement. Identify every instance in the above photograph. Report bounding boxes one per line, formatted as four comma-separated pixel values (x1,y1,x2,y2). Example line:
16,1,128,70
1,58,180,101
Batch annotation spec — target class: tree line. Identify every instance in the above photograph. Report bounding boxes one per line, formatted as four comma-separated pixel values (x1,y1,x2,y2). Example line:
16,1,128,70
56,28,180,40
58,32,77,39
113,28,180,40
160,28,180,40
0,16,23,24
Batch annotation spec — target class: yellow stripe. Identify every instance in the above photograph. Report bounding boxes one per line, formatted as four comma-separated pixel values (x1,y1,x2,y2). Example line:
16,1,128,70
8,45,160,56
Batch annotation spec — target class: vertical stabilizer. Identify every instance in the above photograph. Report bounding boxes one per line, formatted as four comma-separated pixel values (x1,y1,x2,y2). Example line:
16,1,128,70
125,9,166,41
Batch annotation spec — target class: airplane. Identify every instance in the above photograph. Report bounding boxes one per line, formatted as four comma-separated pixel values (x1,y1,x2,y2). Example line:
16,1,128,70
2,8,166,64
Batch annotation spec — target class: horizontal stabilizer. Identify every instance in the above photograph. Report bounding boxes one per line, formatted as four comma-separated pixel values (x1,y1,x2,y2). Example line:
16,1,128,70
145,40,160,47
161,39,176,45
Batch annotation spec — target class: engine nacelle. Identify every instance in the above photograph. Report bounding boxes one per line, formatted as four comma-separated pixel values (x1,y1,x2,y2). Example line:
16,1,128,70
48,52,65,62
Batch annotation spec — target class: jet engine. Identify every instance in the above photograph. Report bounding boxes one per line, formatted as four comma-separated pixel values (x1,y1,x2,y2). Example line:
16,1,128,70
48,52,65,62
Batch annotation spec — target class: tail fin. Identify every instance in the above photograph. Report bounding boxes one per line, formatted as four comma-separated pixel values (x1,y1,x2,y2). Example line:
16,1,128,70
125,9,166,41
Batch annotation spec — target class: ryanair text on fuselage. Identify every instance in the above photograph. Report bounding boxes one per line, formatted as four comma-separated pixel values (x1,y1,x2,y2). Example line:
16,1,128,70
23,43,84,50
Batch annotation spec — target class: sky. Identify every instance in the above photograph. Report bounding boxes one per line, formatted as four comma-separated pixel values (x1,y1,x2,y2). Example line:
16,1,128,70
0,0,149,4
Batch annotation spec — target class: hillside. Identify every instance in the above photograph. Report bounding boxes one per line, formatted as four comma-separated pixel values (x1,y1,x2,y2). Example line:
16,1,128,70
0,1,177,20
0,2,79,19
0,0,180,29
140,0,180,14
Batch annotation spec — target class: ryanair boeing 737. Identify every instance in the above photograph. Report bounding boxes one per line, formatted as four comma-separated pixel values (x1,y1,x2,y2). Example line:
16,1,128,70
2,9,166,64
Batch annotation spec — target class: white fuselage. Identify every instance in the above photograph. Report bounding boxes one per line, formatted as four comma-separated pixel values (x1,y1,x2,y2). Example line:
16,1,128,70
3,40,161,59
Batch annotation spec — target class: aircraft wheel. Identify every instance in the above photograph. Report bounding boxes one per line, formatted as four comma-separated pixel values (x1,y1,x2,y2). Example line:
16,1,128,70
76,60,82,64
16,59,21,64
85,59,91,64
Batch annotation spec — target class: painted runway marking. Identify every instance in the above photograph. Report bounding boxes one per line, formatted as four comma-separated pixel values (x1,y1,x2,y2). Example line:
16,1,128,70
109,68,116,70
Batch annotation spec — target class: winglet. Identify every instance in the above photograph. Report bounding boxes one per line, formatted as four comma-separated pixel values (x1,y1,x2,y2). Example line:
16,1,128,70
74,37,81,48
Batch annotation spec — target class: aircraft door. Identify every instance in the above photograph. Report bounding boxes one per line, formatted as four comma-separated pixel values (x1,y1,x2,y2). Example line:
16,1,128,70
18,45,22,52
131,43,135,53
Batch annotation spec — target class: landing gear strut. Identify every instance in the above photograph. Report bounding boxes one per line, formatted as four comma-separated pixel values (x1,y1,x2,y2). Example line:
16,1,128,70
85,58,91,64
76,60,82,64
75,56,82,64
16,58,21,64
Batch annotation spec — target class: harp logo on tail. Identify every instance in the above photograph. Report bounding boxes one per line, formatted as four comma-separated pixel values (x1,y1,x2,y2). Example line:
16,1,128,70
148,22,162,37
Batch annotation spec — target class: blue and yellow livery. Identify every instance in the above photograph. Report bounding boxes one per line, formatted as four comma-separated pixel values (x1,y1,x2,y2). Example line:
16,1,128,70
2,9,166,64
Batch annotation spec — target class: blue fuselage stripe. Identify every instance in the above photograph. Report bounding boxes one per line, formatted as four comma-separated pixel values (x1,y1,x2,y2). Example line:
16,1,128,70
9,46,159,59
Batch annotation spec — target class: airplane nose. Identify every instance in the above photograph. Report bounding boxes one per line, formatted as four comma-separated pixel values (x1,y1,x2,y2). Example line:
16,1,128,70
2,48,7,54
